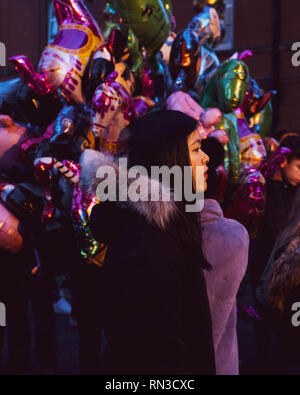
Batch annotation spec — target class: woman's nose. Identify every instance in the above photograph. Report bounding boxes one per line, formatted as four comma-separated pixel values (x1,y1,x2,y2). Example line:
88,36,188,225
203,151,209,165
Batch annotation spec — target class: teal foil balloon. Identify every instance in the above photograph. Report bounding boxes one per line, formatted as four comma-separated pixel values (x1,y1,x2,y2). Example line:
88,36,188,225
113,0,172,58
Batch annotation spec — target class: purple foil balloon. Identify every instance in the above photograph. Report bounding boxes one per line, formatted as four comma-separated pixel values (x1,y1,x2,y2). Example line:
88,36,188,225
10,0,104,103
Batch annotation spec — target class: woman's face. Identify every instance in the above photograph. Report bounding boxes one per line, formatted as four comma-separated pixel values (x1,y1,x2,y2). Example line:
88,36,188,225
188,128,209,192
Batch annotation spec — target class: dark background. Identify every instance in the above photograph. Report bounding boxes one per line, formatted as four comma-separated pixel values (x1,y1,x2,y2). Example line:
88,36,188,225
0,0,299,133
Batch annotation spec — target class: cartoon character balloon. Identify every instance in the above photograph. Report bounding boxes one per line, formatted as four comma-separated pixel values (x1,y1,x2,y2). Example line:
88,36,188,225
236,108,267,169
10,0,104,104
91,71,153,155
201,59,249,112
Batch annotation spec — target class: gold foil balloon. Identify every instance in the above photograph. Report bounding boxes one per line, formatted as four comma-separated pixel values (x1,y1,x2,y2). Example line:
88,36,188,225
236,108,266,169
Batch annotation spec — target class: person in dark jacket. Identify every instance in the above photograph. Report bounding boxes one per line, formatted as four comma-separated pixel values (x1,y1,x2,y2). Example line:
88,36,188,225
259,186,300,372
253,135,300,286
252,135,300,373
80,110,216,375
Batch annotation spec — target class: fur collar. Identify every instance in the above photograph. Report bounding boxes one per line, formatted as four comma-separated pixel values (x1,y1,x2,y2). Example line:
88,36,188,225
267,234,300,313
79,149,177,230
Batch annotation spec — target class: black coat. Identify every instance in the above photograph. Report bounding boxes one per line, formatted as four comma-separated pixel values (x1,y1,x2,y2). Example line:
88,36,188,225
252,178,299,284
81,149,216,375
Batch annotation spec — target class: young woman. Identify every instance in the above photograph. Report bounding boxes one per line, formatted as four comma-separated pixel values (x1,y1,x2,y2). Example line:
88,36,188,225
80,110,216,374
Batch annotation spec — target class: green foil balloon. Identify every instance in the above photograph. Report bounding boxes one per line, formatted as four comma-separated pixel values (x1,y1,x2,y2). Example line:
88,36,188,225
201,59,249,112
217,114,241,185
200,59,249,184
113,0,172,58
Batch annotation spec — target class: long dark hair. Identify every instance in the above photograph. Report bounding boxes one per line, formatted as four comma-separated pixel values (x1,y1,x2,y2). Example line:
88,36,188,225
128,109,210,269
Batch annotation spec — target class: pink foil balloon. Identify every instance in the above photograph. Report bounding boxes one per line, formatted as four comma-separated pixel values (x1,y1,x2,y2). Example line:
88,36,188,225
91,71,153,155
166,91,222,139
10,0,104,103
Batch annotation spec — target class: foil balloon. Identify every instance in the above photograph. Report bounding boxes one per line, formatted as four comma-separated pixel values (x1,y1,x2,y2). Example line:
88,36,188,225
249,101,273,138
207,0,226,16
91,71,153,155
236,108,266,169
262,137,280,157
166,91,222,139
16,85,64,127
188,5,221,48
170,28,202,91
242,77,276,119
241,77,275,138
0,180,44,222
141,52,173,106
224,167,266,238
206,0,226,40
71,171,107,266
160,32,176,64
216,115,240,184
10,0,104,104
160,10,176,64
192,0,226,41
112,0,172,59
200,59,249,113
200,59,249,184
0,201,23,253
103,1,121,39
169,22,219,94
43,103,94,162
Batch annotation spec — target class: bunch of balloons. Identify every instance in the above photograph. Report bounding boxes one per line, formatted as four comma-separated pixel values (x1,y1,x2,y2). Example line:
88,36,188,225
0,0,279,268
